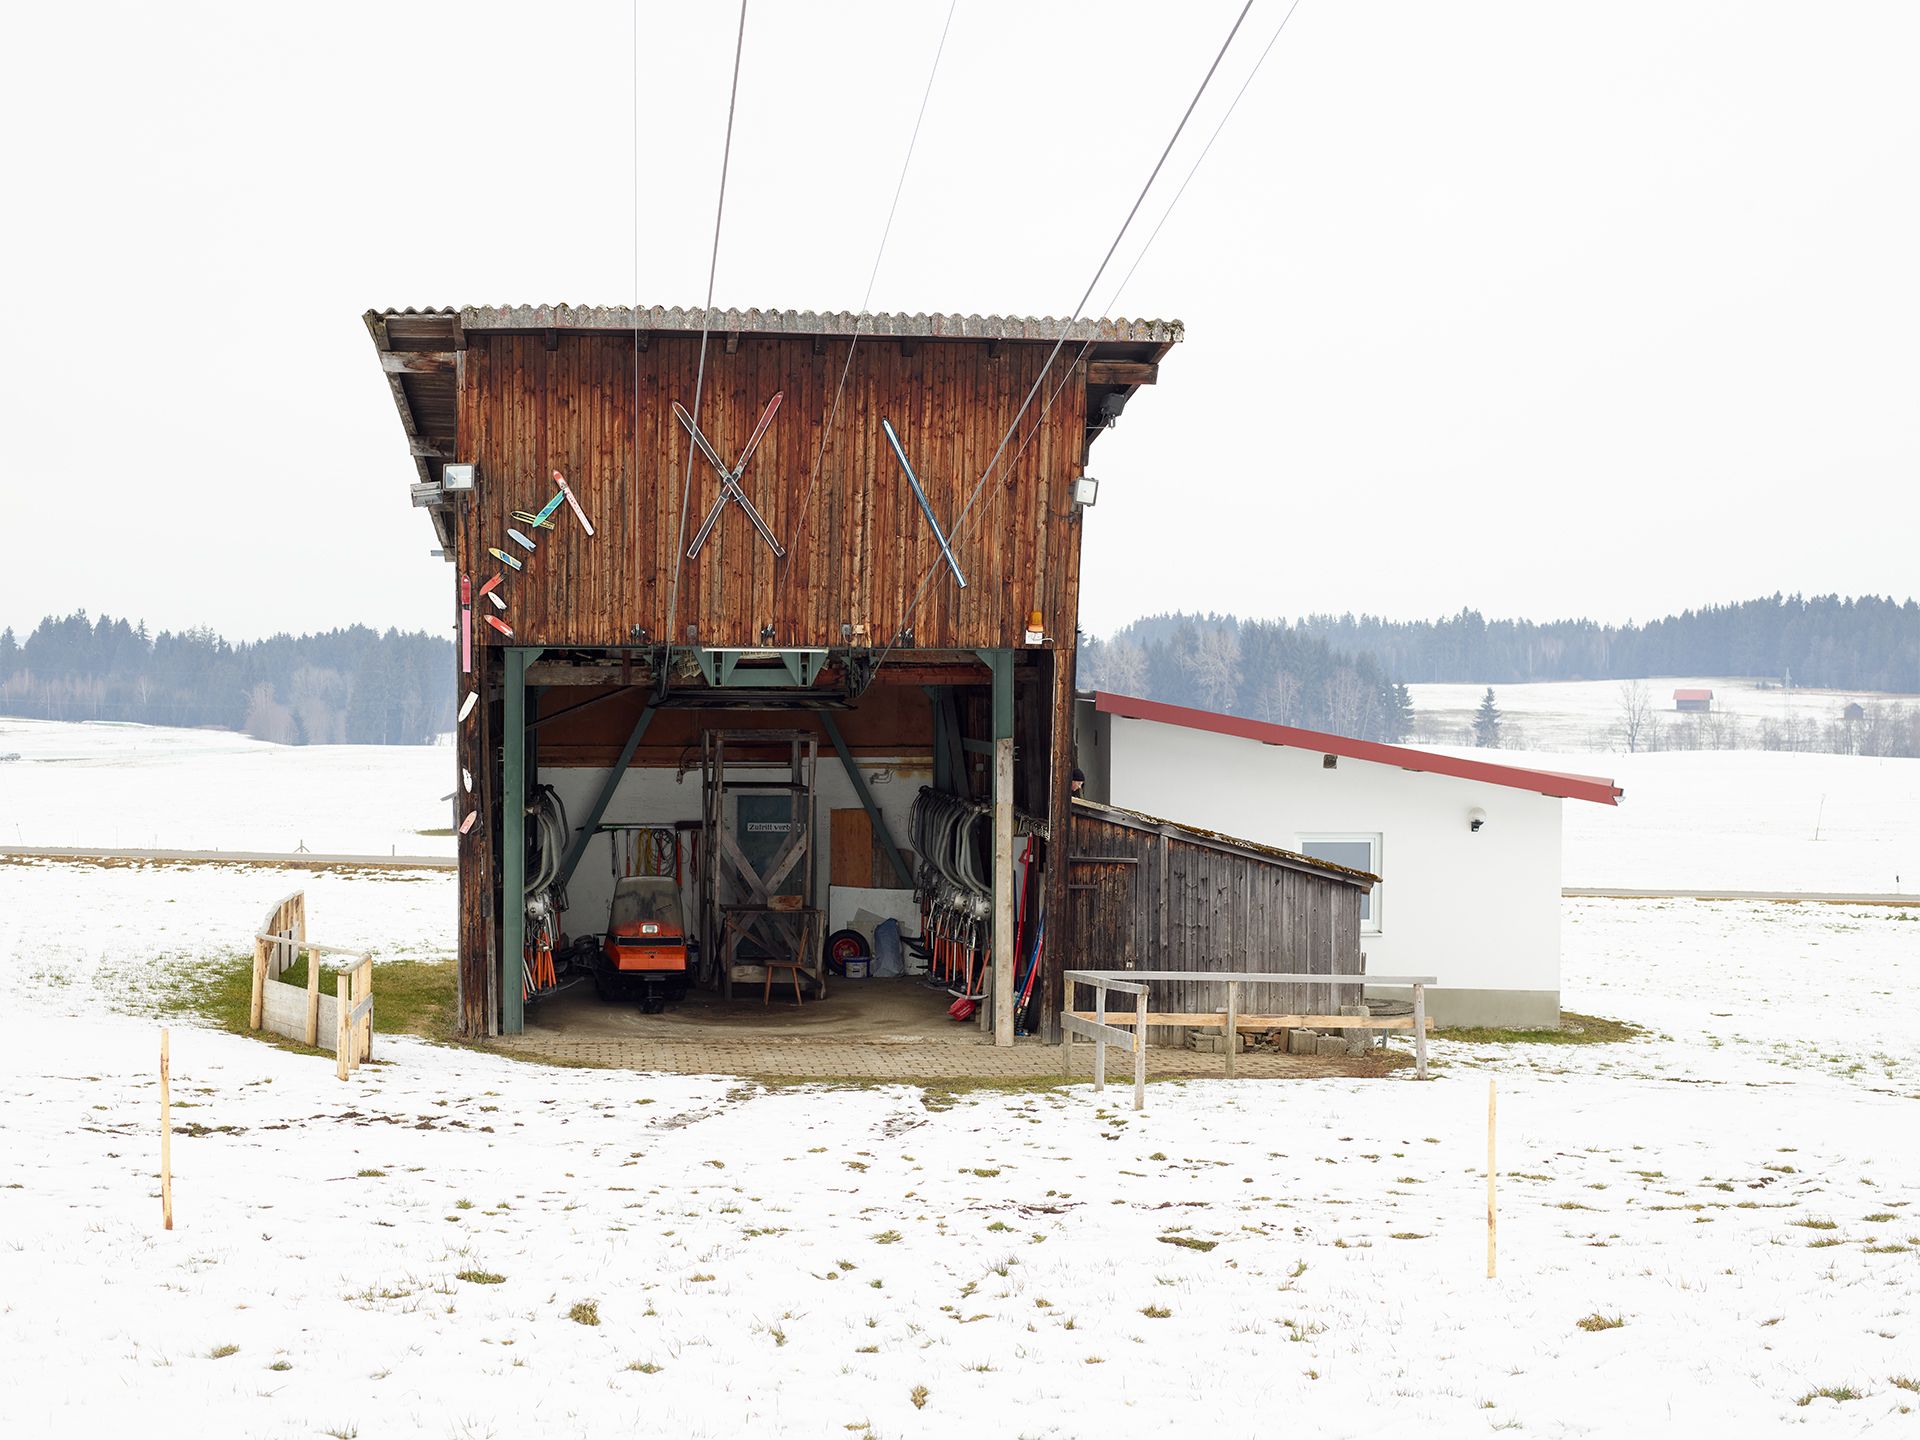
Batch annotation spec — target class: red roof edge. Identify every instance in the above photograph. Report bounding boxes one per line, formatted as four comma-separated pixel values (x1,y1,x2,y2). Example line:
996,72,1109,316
1091,692,1624,806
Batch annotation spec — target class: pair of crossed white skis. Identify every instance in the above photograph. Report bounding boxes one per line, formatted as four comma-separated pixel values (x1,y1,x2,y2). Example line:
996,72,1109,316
674,394,967,588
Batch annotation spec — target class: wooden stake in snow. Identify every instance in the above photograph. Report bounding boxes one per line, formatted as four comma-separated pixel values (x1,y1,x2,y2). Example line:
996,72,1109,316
1486,1079,1497,1279
159,1028,174,1232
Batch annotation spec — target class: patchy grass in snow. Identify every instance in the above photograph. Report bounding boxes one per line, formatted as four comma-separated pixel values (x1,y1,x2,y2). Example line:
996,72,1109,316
1436,1012,1644,1046
1795,1385,1866,1406
162,950,456,1048
1576,1314,1625,1332
568,1301,601,1326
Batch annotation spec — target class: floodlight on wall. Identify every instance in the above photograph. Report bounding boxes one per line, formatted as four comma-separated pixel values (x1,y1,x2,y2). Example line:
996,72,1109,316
1469,807,1488,833
1072,475,1100,508
442,462,476,492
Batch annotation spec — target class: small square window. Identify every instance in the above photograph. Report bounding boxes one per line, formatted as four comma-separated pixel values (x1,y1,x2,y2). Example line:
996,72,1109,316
1298,833,1381,934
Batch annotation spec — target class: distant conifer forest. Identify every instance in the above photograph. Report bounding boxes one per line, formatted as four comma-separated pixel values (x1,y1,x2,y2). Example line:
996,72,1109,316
0,613,451,744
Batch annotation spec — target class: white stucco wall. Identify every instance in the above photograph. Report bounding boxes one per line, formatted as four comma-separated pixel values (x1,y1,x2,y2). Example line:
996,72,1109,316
538,758,926,945
1093,716,1564,1007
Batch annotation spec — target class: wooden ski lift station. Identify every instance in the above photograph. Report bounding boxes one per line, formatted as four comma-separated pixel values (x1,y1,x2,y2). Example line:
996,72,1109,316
366,303,1211,1047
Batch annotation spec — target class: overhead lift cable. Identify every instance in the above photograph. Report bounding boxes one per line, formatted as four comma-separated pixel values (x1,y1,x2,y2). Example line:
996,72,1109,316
661,0,752,691
783,0,961,579
872,0,1257,670
987,0,1308,496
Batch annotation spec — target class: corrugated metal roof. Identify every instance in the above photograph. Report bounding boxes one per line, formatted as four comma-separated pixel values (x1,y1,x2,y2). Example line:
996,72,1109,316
1071,798,1379,887
368,305,1182,344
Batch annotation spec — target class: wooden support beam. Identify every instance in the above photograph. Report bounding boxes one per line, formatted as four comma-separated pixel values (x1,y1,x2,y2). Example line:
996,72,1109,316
379,351,457,374
820,714,914,889
527,687,634,733
1086,359,1158,386
555,704,657,889
986,649,1015,1047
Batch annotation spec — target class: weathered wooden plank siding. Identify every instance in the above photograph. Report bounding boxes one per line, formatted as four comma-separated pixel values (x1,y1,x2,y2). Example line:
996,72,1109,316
1063,807,1369,1027
455,335,1085,651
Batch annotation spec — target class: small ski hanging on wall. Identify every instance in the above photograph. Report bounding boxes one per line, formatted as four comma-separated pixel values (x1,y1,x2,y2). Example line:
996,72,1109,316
460,575,472,672
507,528,536,552
485,592,506,611
458,690,478,722
476,574,504,601
459,811,478,835
511,508,556,531
488,546,523,572
552,470,595,537
485,614,515,638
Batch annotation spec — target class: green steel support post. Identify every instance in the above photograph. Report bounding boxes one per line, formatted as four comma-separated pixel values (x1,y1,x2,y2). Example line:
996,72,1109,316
821,713,914,889
926,686,949,793
556,703,657,889
499,647,543,1036
938,689,970,800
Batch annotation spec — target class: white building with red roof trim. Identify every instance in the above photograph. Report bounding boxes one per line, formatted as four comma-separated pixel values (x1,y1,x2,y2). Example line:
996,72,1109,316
1074,692,1623,1027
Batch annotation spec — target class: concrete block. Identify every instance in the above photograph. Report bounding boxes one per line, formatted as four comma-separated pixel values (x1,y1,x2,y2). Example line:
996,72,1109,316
1341,1004,1372,1057
1287,1029,1321,1056
1185,1029,1244,1055
1317,1032,1350,1057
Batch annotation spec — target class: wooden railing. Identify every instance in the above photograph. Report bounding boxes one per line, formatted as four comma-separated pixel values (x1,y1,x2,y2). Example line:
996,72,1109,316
248,890,374,1080
1061,969,1437,1111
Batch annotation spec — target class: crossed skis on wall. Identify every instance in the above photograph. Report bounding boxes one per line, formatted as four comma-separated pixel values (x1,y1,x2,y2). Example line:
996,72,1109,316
459,400,967,652
674,396,966,588
456,396,970,810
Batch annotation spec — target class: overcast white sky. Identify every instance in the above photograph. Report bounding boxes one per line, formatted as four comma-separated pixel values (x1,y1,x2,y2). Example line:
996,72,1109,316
3,1,1914,643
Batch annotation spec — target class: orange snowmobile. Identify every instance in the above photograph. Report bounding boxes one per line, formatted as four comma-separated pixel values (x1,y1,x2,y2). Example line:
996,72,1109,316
595,875,692,1013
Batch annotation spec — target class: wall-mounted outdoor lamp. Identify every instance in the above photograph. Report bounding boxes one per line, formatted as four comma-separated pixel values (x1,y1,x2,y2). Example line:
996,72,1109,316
1469,807,1488,833
442,462,476,491
1072,475,1100,508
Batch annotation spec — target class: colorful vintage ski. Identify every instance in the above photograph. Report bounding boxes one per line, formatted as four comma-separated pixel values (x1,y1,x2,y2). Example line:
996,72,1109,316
458,690,479,721
488,547,523,572
475,573,504,601
511,509,556,530
458,810,478,835
507,528,536,552
485,592,506,611
532,491,566,526
460,575,472,673
552,470,595,537
484,614,515,637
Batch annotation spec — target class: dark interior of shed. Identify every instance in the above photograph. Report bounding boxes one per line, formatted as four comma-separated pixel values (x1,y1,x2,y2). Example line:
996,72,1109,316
491,646,1063,1046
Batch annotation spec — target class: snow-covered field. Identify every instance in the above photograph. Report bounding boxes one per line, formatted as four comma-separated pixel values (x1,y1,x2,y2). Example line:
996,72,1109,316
1408,676,1919,753
7,717,1917,894
0,717,454,856
1523,748,1916,895
3,722,1918,1437
2,865,1917,1437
